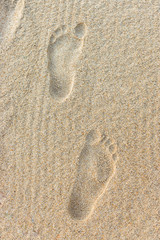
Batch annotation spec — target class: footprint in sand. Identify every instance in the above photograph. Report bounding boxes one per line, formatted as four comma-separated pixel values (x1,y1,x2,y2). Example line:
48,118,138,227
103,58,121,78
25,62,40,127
47,23,87,102
68,129,119,220
0,0,24,45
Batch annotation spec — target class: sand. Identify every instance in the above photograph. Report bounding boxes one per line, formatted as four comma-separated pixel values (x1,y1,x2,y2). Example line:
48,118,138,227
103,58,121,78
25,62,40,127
0,0,159,239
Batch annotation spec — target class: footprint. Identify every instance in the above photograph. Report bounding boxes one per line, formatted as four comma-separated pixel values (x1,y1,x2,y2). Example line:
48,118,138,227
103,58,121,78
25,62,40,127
47,23,86,102
0,0,24,45
68,129,119,220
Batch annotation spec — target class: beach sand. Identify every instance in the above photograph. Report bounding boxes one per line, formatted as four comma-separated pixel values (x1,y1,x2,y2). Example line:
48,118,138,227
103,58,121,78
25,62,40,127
0,0,159,239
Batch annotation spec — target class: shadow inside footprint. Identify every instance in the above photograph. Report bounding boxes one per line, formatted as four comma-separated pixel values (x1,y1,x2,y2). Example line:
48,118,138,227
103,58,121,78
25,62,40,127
68,129,118,220
47,23,86,102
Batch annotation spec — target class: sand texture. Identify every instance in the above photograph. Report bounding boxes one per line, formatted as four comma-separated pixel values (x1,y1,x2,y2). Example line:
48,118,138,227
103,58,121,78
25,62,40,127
0,0,160,239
